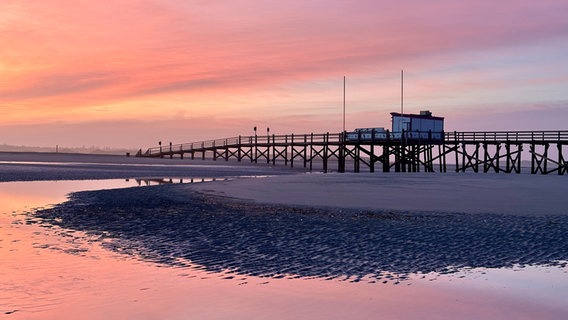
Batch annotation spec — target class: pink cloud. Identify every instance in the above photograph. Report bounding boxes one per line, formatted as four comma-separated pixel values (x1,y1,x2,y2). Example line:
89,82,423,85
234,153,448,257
3,1,565,100
1,0,567,146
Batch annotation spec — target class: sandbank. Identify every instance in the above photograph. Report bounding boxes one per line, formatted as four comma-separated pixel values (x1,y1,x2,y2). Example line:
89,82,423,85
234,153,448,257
0,151,300,182
189,172,568,215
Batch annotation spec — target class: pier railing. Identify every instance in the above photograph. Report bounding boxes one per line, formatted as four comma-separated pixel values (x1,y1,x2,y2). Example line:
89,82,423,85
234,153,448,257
445,130,568,143
140,133,345,157
141,130,568,157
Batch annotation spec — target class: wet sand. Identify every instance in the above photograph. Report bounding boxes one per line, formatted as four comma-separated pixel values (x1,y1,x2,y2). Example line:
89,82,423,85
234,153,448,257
0,151,299,182
2,152,568,319
31,183,568,278
188,171,568,215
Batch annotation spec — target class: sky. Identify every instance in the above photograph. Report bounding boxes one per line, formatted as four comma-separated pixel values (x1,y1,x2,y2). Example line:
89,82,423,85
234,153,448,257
1,0,567,149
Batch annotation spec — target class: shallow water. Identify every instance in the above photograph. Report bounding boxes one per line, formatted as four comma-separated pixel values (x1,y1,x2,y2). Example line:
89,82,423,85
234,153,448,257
1,180,568,319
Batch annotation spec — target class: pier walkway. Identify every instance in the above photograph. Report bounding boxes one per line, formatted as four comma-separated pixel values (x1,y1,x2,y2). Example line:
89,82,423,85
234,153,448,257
136,131,568,175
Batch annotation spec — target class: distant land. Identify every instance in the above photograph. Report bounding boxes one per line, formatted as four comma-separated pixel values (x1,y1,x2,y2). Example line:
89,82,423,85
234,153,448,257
0,143,134,155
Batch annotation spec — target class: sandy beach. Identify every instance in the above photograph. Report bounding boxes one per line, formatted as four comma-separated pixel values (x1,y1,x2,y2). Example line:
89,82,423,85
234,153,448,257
188,171,568,215
2,152,568,319
0,151,300,182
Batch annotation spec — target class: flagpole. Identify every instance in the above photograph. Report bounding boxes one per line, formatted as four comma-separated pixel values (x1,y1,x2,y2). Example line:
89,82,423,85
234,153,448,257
401,69,404,115
343,75,346,132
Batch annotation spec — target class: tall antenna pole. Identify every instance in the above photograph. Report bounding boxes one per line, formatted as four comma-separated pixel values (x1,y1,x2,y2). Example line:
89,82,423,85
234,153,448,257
343,75,346,132
401,69,404,115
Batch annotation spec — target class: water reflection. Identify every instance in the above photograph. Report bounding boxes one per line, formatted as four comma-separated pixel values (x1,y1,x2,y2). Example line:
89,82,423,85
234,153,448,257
29,184,568,283
131,177,229,186
3,180,568,319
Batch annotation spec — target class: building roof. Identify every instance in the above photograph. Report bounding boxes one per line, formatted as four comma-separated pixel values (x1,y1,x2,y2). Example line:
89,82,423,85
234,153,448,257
390,112,444,121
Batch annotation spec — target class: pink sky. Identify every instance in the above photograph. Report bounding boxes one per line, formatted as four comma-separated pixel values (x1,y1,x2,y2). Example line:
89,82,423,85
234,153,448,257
1,0,567,149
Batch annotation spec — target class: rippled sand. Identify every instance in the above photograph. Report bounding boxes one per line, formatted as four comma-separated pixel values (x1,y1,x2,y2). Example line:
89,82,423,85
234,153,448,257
30,184,568,281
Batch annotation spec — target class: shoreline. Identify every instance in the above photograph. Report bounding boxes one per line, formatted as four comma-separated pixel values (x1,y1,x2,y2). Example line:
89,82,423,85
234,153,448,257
0,151,301,182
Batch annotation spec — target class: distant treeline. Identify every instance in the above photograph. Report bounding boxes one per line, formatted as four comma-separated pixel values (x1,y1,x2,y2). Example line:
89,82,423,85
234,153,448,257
0,143,134,155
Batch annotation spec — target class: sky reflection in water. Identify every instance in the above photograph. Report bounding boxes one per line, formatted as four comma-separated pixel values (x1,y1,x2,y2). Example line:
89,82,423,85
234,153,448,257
1,179,567,319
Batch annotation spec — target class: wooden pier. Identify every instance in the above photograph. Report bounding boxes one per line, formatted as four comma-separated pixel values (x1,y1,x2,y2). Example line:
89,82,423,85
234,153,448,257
136,131,568,175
